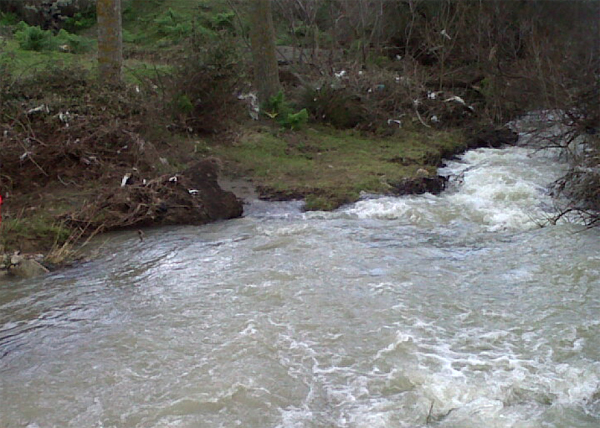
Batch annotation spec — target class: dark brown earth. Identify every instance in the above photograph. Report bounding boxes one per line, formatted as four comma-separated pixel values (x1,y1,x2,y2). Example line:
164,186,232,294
62,159,243,233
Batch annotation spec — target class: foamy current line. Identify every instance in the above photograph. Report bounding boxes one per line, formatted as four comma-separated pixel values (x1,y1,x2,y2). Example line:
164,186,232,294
308,143,568,233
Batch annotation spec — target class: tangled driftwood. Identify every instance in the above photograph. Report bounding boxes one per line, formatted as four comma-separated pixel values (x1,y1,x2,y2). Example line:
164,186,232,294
62,159,243,233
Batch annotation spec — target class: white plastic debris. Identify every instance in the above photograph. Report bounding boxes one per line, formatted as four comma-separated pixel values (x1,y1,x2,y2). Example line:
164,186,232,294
121,173,132,187
27,105,49,115
431,115,440,123
440,29,452,40
444,95,466,105
238,92,259,120
444,95,475,112
188,189,199,195
387,119,402,127
334,70,347,79
57,111,71,127
169,176,178,183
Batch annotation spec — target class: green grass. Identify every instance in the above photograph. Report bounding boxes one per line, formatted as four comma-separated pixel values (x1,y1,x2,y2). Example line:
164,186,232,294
213,125,466,210
0,216,71,254
0,39,92,76
0,0,236,78
0,37,176,85
122,0,235,48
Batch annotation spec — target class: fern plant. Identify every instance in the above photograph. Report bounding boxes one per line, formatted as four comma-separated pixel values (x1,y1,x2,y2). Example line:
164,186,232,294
263,91,309,130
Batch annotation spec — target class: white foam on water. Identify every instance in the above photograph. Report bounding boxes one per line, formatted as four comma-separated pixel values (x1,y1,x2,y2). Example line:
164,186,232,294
347,317,600,428
325,145,569,232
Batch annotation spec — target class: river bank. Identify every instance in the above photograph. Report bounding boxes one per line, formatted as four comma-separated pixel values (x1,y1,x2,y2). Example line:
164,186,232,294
0,118,517,277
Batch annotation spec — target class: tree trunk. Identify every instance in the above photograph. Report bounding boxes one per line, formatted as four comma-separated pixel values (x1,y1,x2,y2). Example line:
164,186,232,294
249,0,281,106
97,0,123,85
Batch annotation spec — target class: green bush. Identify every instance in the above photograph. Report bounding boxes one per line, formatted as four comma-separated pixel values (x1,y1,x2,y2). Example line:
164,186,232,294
13,22,93,53
264,91,309,130
154,8,194,40
175,94,194,114
122,29,138,43
64,10,97,33
0,11,19,27
210,11,235,32
285,108,309,131
162,33,245,133
300,86,365,129
14,23,55,51
55,29,95,53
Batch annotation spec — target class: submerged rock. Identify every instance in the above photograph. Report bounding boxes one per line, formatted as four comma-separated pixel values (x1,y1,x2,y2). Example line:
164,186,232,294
391,176,448,196
466,127,519,149
1,254,50,279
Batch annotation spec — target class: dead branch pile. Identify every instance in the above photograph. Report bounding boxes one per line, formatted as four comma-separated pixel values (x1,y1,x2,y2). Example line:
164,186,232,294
0,65,161,194
61,160,243,233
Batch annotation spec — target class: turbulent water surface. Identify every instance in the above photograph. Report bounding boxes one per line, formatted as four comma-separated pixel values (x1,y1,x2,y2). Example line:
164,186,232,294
1,128,599,427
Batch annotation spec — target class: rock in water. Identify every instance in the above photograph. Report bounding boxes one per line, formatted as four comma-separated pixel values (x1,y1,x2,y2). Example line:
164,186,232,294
8,255,49,278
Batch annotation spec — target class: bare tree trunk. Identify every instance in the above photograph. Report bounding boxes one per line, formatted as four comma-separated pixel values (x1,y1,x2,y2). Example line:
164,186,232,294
249,0,281,106
97,0,122,85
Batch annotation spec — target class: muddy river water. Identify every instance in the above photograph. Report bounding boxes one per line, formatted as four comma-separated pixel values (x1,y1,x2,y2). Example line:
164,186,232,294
1,123,599,427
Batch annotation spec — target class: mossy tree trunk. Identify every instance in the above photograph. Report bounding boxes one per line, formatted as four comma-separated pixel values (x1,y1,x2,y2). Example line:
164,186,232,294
249,0,281,107
97,0,123,85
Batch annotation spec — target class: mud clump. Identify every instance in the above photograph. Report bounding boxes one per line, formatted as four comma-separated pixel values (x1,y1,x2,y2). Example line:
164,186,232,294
62,159,243,233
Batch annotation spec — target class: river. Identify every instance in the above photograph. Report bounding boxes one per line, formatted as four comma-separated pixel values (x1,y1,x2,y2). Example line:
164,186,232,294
1,124,599,427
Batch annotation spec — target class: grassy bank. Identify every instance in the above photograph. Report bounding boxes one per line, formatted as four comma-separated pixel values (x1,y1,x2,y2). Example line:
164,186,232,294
214,125,465,210
0,108,465,256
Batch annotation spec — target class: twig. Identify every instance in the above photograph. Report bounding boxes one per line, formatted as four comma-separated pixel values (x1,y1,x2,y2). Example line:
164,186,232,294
17,141,48,177
425,400,435,424
415,108,432,128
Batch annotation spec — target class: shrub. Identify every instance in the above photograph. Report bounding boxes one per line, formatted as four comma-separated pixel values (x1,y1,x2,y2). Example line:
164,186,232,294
64,9,97,33
13,22,93,53
264,91,309,130
55,29,95,53
161,33,245,133
285,108,309,130
154,8,196,40
14,23,54,51
0,11,18,27
300,85,367,129
210,11,235,32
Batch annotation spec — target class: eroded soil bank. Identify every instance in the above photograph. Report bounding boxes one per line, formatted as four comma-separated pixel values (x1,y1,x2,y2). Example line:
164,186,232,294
0,112,516,279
